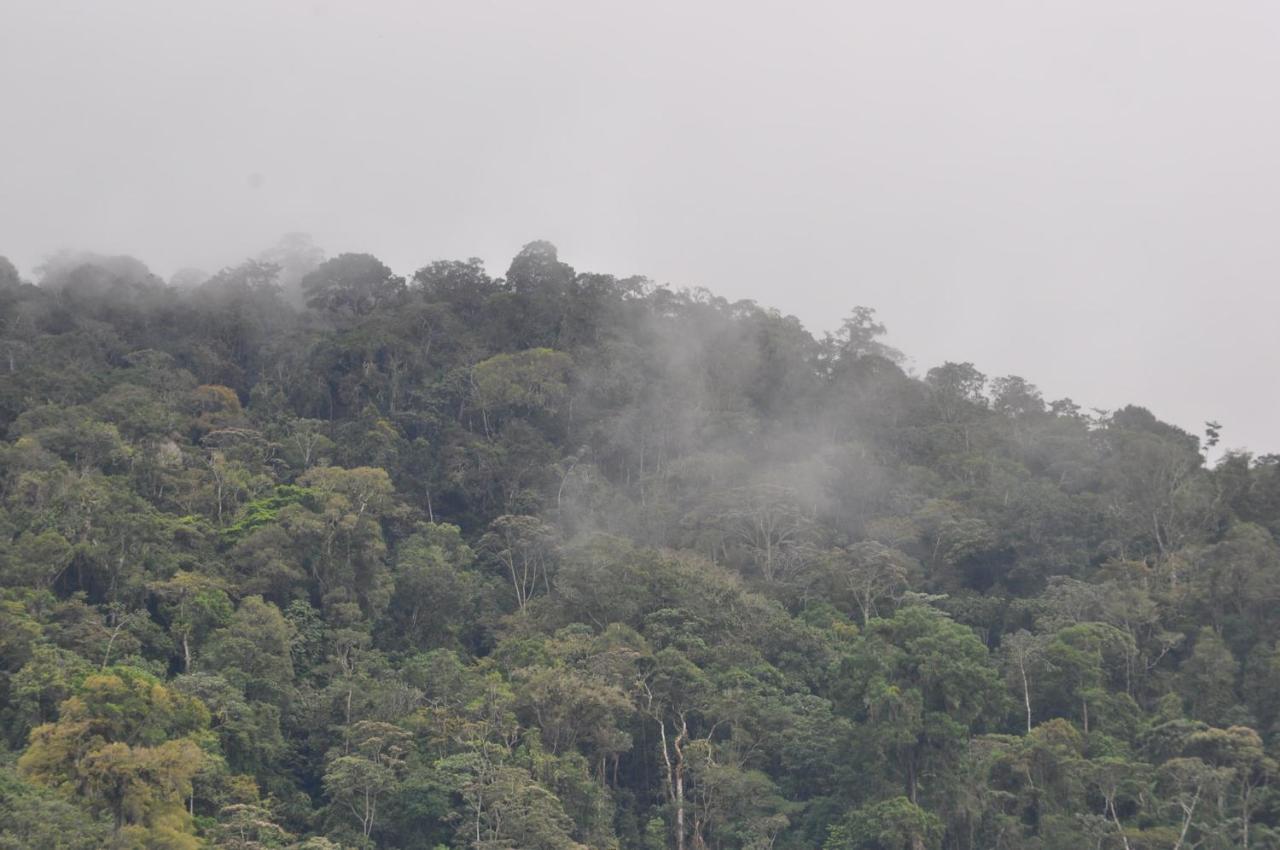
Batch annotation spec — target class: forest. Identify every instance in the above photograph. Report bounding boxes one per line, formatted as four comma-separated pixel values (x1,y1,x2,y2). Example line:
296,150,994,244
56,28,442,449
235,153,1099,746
0,238,1278,850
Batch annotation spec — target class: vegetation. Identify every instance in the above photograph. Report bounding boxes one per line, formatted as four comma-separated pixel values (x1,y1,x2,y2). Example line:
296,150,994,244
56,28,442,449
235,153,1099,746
1,240,1278,849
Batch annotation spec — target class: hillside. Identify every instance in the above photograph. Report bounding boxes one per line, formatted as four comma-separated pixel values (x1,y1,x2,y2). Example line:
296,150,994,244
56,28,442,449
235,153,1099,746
1,242,1278,850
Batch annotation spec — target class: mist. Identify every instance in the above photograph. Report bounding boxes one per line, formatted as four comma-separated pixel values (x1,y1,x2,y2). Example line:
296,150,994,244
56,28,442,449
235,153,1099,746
8,7,1280,843
3,0,1279,453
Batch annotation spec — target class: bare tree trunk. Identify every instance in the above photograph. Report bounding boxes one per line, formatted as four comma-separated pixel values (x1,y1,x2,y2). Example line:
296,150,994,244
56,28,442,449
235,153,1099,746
675,754,686,850
1019,662,1032,733
102,615,129,669
658,717,688,850
1172,789,1200,850
1106,796,1132,850
1242,785,1253,850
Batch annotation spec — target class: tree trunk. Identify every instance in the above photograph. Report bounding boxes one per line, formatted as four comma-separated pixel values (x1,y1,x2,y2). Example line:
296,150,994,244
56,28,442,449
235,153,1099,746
1020,663,1032,733
675,763,686,850
1172,791,1199,850
1242,785,1253,850
906,752,918,804
1106,796,1132,850
658,716,688,850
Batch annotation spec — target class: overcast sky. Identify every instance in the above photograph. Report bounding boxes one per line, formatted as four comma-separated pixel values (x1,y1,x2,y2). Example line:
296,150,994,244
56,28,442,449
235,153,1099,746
3,0,1277,455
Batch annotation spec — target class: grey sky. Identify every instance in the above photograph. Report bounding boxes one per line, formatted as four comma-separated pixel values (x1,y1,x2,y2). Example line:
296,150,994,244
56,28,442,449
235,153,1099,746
3,1,1277,455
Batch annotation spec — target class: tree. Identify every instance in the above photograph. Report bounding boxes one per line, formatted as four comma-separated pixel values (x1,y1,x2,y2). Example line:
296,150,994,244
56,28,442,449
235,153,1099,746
827,542,914,626
510,625,638,773
925,362,987,424
1040,622,1132,733
638,646,715,850
257,232,325,298
1187,523,1280,648
1102,411,1209,562
0,256,21,292
437,758,587,850
202,596,296,704
478,515,558,614
383,523,480,652
209,801,295,849
1085,757,1150,850
471,348,573,432
685,753,794,850
824,306,904,366
291,465,399,617
193,261,292,377
18,667,209,844
0,528,73,589
6,642,91,744
1156,757,1232,850
694,484,817,585
834,606,1003,806
149,570,233,672
0,764,112,850
301,253,404,318
323,720,412,841
506,241,575,297
1203,420,1223,451
1178,629,1238,725
989,375,1044,419
1000,630,1047,733
413,257,499,321
825,797,942,850
1186,724,1276,850
982,719,1087,837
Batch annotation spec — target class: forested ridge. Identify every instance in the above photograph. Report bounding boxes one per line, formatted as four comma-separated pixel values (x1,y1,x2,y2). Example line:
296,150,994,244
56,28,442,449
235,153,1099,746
1,240,1279,850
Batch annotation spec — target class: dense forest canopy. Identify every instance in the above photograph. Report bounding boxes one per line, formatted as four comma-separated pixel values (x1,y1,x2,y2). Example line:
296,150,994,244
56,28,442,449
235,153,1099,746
1,240,1279,850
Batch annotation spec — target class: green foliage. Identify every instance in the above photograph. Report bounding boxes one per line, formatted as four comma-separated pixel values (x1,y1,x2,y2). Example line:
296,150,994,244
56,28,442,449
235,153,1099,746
0,241,1278,848
0,762,113,850
302,253,404,318
18,667,209,843
223,485,319,541
472,348,573,415
825,797,942,850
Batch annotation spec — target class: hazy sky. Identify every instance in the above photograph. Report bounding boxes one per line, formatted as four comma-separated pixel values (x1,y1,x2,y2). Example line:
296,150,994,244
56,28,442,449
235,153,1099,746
3,1,1278,455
